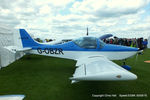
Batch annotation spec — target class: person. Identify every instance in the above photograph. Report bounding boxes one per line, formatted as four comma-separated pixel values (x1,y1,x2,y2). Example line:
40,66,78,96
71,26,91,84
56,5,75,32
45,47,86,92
137,38,143,50
113,36,118,44
109,38,114,44
124,38,128,46
142,39,148,49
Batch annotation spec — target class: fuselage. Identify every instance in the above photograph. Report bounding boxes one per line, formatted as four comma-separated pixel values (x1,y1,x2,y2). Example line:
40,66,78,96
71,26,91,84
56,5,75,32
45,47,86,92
29,38,139,60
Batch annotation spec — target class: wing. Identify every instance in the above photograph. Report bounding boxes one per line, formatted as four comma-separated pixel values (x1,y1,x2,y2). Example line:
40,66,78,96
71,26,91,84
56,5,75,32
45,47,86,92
70,56,137,83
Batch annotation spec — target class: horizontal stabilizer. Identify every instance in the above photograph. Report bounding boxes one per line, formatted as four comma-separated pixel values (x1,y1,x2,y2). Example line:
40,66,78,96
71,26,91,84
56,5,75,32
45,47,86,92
15,47,32,52
4,46,31,53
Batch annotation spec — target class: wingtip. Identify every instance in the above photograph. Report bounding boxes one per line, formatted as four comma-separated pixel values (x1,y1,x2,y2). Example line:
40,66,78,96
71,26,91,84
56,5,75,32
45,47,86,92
132,74,138,80
71,80,79,84
69,77,79,84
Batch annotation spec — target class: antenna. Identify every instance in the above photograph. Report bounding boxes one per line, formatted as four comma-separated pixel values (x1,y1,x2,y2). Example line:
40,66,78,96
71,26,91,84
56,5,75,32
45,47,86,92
86,27,88,36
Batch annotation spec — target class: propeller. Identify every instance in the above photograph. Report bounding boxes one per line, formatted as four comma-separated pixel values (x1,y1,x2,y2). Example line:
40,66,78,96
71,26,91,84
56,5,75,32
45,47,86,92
135,53,138,61
134,49,143,65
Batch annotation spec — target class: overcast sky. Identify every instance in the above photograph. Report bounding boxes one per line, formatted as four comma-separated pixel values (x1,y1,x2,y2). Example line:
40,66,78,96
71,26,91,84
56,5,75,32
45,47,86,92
0,0,150,39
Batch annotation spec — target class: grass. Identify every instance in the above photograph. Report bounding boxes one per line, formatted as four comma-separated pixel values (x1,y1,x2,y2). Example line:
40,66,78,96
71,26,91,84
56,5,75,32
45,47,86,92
0,49,150,100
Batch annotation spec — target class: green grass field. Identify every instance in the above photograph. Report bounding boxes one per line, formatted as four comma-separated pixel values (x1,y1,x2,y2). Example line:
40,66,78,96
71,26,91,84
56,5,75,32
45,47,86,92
0,49,150,100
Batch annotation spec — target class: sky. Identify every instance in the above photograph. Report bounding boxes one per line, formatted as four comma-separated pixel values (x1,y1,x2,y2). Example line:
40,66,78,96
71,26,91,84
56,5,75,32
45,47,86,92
0,0,150,39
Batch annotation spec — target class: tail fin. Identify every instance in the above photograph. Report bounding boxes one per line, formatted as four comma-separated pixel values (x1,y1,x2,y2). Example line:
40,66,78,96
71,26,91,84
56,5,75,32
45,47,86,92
13,29,39,48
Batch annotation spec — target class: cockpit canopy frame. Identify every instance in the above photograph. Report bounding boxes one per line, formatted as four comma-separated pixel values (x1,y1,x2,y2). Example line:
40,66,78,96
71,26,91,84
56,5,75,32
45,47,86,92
73,37,105,49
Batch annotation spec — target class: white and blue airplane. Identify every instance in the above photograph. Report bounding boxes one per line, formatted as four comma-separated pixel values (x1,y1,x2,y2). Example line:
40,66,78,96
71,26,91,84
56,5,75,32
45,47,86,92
5,29,141,83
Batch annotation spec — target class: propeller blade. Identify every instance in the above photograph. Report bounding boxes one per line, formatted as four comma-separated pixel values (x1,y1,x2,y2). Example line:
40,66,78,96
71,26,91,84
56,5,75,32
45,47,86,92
134,50,143,65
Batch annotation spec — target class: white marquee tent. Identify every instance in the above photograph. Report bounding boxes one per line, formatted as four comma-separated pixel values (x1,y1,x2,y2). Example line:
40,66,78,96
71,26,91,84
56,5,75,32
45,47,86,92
148,36,150,48
0,27,24,69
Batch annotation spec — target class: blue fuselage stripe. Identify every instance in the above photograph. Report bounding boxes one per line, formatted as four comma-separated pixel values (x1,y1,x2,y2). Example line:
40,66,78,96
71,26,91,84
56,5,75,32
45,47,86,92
30,41,138,52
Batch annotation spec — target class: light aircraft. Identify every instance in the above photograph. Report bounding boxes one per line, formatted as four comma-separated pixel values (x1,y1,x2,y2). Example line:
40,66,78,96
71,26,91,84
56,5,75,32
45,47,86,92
5,29,142,83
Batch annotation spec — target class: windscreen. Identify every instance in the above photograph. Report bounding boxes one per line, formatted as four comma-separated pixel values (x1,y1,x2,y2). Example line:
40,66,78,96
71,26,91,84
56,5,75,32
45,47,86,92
73,37,97,49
